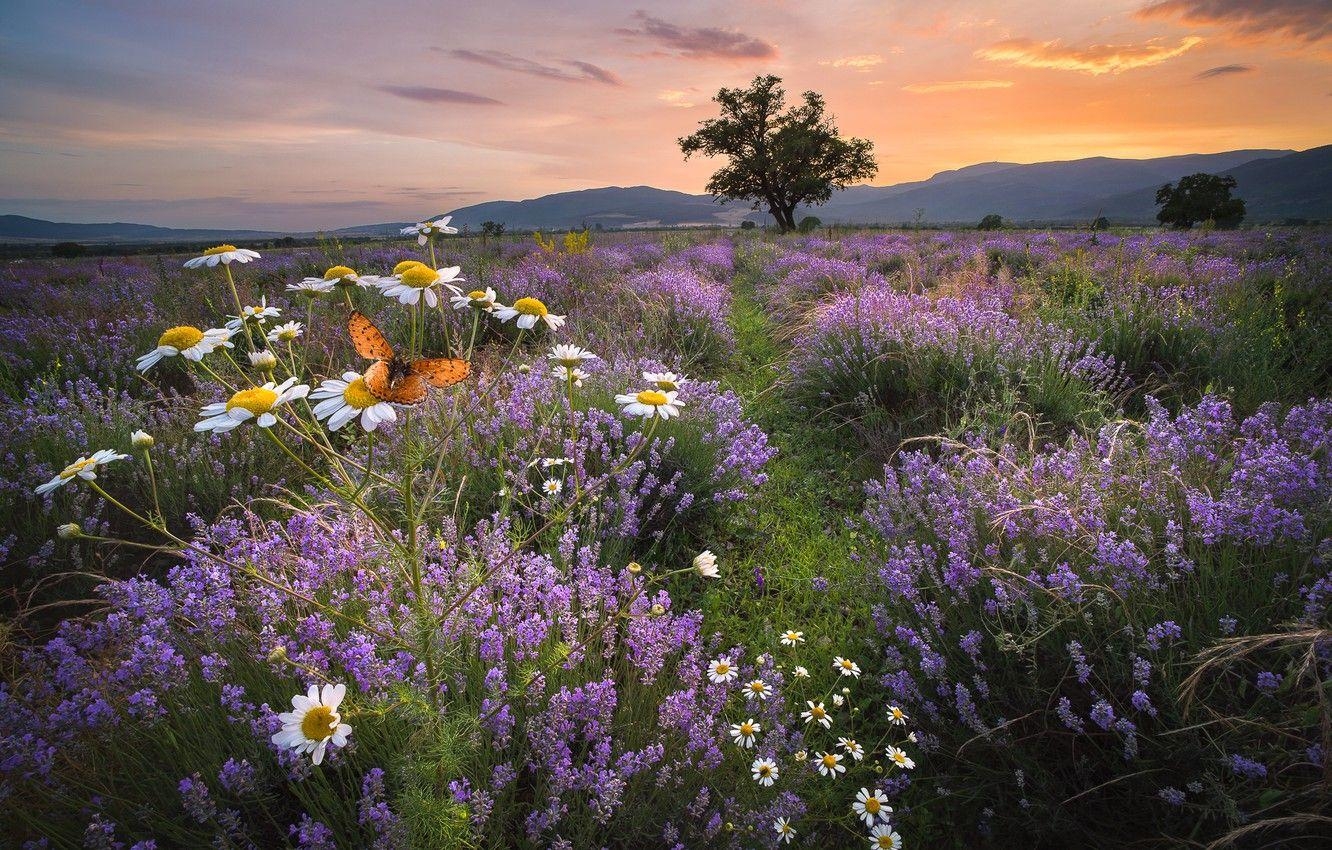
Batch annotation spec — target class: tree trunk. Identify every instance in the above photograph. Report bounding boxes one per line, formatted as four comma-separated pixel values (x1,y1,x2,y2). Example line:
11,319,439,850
768,202,797,232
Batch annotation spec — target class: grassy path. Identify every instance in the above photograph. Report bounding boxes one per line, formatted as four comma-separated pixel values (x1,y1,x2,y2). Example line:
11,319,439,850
700,263,872,649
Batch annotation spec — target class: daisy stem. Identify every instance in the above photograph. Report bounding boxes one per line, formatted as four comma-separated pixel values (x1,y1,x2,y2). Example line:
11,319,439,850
142,449,162,525
428,238,437,269
565,372,582,499
304,300,314,359
222,265,259,353
341,287,354,311
194,358,238,393
87,480,167,535
465,311,480,360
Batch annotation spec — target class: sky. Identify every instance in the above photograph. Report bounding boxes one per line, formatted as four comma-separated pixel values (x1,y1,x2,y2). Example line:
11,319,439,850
1,0,1329,230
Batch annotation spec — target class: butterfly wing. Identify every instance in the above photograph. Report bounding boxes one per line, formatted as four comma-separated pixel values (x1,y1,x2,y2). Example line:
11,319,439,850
411,357,471,388
364,360,428,405
349,311,394,361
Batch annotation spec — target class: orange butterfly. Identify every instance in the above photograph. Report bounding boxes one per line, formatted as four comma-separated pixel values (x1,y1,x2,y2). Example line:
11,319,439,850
348,311,470,405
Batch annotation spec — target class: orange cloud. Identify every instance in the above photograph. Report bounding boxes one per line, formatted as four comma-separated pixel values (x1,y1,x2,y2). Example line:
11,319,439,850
1138,1,1332,43
657,90,696,108
824,54,885,71
902,80,1013,93
976,36,1204,74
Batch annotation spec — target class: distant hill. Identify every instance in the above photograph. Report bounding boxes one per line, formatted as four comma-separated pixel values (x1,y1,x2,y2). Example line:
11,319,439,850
4,146,1327,243
0,215,282,243
1067,145,1332,223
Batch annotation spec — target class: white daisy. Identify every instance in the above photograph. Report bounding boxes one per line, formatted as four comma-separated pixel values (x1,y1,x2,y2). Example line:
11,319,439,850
693,550,719,579
400,216,457,245
311,372,397,432
853,788,892,828
869,825,903,850
378,265,463,309
34,449,129,495
450,286,500,312
614,387,683,421
742,679,770,701
707,657,738,684
548,344,597,368
642,371,688,392
183,244,260,269
801,701,832,729
839,737,865,761
887,705,909,726
271,683,352,766
792,665,810,679
195,377,309,433
551,365,589,387
730,718,761,748
267,322,304,344
226,296,281,331
885,746,915,770
834,656,862,678
751,757,779,787
286,278,335,296
249,349,277,370
815,751,845,778
780,630,805,647
774,817,796,844
130,430,154,449
542,479,563,497
493,296,565,331
832,693,845,707
136,325,233,372
539,457,573,468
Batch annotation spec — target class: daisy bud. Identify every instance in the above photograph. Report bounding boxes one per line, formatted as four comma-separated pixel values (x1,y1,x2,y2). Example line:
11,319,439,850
794,750,807,762
249,350,278,370
693,549,719,579
518,364,531,374
130,429,154,449
627,561,643,575
267,645,289,662
56,522,82,540
650,603,666,617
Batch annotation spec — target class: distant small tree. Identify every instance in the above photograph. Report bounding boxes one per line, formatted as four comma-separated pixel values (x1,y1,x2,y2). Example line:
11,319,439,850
798,215,822,233
1155,173,1245,229
1091,216,1110,231
679,75,877,232
739,220,756,230
978,214,1004,231
51,242,87,258
480,221,505,244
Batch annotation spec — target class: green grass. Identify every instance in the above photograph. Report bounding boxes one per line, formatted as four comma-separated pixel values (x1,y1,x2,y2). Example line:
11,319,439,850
699,266,877,653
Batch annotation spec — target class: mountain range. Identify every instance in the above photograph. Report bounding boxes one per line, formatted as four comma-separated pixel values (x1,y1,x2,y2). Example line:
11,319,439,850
3,146,1328,243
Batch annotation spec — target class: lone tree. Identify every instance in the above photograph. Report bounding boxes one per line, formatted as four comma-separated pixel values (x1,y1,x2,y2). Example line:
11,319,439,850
1155,173,1245,229
679,75,877,232
977,213,1004,231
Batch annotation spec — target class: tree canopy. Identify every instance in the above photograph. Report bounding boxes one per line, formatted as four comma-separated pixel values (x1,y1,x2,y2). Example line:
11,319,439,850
1155,173,1246,229
679,75,877,232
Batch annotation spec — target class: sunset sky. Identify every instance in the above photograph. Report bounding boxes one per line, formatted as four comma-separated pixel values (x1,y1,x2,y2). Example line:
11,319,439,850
2,0,1329,230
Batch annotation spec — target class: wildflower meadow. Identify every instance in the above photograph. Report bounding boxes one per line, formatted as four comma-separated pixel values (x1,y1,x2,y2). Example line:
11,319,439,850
2,223,1331,849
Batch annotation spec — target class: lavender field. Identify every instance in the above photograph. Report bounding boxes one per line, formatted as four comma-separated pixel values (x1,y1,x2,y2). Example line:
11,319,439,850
2,225,1331,848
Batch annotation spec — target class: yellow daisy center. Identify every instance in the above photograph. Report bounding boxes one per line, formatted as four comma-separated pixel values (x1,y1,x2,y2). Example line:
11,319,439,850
392,260,426,276
811,706,825,718
158,325,204,350
655,379,679,390
202,245,237,256
300,705,336,741
841,660,854,669
342,378,377,410
749,682,765,693
740,722,754,735
892,752,906,764
758,765,772,776
635,390,668,406
323,265,356,281
822,754,838,768
513,297,548,317
865,797,881,814
468,289,488,301
226,387,279,416
400,265,438,288
714,663,730,675
58,457,98,480
877,838,893,849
